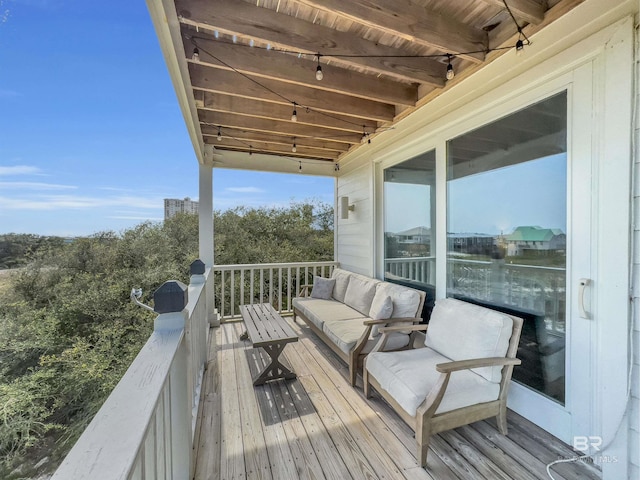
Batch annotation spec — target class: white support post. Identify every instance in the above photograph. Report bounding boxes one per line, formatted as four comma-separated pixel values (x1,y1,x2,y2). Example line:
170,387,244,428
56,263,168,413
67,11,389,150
199,162,218,326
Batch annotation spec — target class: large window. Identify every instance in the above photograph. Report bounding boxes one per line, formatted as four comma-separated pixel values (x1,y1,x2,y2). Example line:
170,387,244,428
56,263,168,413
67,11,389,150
383,150,436,289
446,92,567,404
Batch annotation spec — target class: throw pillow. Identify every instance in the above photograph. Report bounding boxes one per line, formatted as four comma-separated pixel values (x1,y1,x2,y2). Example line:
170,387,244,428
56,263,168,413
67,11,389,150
369,295,393,336
310,276,335,300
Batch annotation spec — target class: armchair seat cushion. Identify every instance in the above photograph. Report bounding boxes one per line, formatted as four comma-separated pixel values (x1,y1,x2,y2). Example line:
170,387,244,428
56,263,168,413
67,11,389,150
292,298,364,330
366,347,500,417
323,318,410,355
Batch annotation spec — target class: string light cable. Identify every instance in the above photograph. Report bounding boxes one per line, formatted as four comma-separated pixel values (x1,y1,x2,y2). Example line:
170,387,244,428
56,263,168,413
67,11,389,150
188,0,529,144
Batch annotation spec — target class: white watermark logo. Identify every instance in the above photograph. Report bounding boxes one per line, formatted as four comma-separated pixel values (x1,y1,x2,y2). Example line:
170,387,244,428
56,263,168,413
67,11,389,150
568,436,618,464
572,435,602,452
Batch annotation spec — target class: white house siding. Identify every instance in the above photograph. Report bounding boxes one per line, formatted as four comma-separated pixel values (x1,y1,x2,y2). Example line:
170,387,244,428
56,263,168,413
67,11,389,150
336,162,374,276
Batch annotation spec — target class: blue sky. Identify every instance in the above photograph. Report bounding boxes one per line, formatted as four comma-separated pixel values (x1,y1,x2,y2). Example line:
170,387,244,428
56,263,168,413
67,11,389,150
0,0,333,236
385,154,566,235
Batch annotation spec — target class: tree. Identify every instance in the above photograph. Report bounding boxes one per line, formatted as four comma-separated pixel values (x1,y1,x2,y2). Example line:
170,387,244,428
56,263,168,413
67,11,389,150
0,199,333,477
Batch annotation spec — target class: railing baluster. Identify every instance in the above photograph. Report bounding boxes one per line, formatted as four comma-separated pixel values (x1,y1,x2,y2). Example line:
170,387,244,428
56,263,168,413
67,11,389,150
287,267,292,312
269,268,273,307
278,268,283,312
221,270,226,319
240,269,245,309
250,268,255,305
230,270,235,318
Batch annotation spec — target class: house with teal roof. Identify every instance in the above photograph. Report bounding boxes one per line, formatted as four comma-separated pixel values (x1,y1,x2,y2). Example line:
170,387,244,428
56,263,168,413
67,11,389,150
505,226,566,256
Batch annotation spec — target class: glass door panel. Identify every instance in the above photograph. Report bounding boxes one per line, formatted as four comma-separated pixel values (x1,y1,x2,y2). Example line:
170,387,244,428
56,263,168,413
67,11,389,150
446,92,567,404
384,151,436,290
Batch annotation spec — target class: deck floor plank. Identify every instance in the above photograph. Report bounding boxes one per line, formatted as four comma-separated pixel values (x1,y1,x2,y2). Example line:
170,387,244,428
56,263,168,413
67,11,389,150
289,328,418,480
507,412,602,480
193,322,602,480
193,328,222,480
219,324,246,480
231,323,274,480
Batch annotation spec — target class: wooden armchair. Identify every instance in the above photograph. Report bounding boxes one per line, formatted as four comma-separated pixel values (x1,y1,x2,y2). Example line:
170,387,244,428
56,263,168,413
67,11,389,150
363,298,523,467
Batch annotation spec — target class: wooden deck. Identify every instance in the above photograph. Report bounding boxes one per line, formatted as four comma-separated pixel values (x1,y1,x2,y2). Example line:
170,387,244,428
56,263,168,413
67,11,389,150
193,320,602,480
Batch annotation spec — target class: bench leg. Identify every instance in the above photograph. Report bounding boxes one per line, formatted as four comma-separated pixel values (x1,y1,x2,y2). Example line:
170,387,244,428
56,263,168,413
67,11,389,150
253,343,296,386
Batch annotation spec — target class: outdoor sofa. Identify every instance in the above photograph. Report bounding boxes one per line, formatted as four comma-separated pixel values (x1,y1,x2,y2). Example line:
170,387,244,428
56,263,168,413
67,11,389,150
292,267,426,385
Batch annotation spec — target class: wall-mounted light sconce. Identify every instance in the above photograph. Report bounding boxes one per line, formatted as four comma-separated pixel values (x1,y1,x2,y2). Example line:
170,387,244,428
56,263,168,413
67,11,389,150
340,196,355,220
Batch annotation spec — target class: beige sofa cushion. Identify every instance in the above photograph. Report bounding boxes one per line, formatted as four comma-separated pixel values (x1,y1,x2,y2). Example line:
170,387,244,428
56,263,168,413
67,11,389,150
426,298,513,383
292,297,364,330
322,318,410,355
366,347,500,417
374,282,422,318
331,268,352,302
343,275,378,316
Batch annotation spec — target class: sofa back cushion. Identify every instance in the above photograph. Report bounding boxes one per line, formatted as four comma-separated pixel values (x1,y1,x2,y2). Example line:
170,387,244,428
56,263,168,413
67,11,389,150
374,282,422,319
343,275,379,316
425,298,513,383
331,268,351,302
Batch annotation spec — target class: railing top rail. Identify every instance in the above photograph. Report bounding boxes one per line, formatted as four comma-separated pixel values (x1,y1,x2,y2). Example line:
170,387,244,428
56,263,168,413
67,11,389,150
51,329,183,480
212,261,338,271
385,256,435,262
447,257,565,272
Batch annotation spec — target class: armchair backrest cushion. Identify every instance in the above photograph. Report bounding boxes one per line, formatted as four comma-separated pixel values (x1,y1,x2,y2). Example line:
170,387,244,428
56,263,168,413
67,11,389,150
425,298,513,383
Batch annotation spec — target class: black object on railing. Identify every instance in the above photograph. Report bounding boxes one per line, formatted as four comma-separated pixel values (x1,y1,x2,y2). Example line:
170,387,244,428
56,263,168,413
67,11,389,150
190,259,206,275
154,280,188,314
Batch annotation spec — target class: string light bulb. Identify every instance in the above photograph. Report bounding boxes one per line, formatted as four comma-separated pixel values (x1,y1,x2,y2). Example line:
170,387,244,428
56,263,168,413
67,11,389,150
299,161,302,171
291,104,298,122
515,38,524,55
217,127,222,141
315,54,323,81
192,47,200,61
446,55,455,80
292,142,297,153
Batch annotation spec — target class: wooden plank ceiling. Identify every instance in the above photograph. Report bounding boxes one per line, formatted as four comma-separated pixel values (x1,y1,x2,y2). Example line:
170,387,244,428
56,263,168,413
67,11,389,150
173,0,582,164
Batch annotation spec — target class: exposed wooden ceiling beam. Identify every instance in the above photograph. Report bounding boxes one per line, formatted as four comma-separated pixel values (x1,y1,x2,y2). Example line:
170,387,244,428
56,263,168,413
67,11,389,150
176,0,446,86
189,63,395,122
294,0,487,63
211,143,337,160
197,92,377,134
199,110,363,144
185,35,418,106
202,126,350,153
479,0,545,25
210,139,339,160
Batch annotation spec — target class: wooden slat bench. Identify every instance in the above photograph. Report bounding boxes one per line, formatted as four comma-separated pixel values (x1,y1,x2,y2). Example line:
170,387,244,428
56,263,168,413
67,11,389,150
240,303,299,385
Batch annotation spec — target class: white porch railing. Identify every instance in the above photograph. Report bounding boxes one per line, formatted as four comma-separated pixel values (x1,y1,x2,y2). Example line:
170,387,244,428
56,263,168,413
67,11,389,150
213,261,338,321
385,256,435,285
448,258,566,332
51,261,211,480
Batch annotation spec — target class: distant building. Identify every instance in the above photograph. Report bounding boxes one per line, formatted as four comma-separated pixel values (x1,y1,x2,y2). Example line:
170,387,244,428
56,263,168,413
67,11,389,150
395,226,431,245
505,226,566,256
164,197,199,219
447,233,495,254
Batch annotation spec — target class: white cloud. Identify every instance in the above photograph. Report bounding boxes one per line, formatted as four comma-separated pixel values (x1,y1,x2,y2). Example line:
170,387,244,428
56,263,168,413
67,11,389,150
0,165,42,176
0,181,77,190
108,215,163,221
0,194,162,211
225,186,266,194
0,89,19,98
